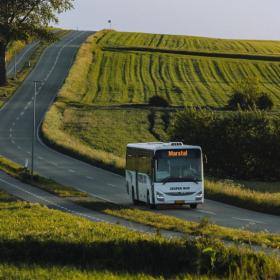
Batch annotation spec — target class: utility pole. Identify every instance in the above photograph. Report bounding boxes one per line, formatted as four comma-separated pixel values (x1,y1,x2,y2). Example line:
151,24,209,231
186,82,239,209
31,80,41,178
108,19,112,29
13,50,17,80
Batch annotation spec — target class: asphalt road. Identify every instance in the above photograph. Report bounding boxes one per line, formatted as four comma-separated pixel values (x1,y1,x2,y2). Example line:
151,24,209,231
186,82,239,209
0,31,279,233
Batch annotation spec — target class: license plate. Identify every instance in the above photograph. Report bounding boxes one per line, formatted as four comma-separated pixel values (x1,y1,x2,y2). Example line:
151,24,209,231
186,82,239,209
175,200,184,205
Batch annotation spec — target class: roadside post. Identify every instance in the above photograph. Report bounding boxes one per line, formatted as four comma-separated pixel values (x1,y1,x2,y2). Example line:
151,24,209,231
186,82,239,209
31,80,42,179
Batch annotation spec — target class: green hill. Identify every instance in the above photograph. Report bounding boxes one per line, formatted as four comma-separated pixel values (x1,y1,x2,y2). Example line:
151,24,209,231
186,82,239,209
76,30,280,108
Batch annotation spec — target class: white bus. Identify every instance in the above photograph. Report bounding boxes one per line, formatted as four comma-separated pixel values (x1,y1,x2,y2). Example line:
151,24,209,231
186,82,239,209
125,142,204,209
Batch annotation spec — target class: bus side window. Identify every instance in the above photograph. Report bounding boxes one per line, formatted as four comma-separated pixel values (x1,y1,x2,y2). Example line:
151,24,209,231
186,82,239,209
143,176,147,184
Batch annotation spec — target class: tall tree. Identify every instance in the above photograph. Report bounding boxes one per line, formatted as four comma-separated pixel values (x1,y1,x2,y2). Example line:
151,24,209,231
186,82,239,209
0,0,73,85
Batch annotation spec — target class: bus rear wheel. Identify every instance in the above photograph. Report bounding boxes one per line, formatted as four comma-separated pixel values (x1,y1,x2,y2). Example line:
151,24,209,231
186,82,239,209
190,204,198,209
131,188,138,205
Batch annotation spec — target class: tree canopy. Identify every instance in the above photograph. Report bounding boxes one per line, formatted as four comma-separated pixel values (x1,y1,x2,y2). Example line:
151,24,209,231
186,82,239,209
0,0,74,85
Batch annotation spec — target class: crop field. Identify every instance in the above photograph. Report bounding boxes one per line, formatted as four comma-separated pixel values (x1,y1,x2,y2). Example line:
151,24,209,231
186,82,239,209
100,31,280,55
71,30,280,108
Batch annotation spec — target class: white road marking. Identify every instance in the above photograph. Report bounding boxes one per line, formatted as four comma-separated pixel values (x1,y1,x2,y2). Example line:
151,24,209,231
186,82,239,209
197,209,217,216
27,151,31,155
232,217,266,225
38,156,43,160
11,140,15,144
50,162,58,166
86,176,93,180
68,169,76,173
107,183,116,188
17,146,22,150
20,112,24,116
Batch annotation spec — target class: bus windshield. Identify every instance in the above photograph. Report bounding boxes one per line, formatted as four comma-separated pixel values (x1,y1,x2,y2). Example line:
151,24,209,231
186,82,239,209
155,149,202,183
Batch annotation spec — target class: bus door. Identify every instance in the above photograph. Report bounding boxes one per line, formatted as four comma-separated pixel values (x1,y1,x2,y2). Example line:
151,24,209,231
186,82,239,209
135,170,140,201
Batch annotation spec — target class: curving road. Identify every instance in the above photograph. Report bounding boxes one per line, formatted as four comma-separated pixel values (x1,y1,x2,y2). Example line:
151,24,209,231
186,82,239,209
0,31,279,233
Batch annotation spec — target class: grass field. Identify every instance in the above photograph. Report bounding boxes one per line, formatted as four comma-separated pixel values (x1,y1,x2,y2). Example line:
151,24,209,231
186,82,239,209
66,30,280,108
42,30,280,214
0,190,279,279
100,31,280,55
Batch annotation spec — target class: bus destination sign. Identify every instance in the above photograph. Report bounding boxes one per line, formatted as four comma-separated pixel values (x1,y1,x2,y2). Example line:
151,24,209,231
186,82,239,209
168,150,188,157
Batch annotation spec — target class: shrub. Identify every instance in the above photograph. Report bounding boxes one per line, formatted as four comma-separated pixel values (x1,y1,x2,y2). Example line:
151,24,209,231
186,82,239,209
227,90,257,110
148,95,169,107
256,93,274,110
227,77,274,111
170,108,280,180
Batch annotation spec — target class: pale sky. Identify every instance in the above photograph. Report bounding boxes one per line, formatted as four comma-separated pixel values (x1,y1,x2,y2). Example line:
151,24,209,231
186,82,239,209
56,0,280,40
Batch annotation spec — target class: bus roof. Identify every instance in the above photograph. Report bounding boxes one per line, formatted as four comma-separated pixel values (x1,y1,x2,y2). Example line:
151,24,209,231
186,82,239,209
127,142,201,151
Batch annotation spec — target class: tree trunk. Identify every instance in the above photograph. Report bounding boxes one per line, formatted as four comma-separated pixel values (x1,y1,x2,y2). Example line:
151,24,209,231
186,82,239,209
0,43,7,86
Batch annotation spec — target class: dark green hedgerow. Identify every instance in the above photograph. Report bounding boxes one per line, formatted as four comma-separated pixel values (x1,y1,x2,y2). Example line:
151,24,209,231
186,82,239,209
170,109,280,181
1,201,279,279
0,232,279,279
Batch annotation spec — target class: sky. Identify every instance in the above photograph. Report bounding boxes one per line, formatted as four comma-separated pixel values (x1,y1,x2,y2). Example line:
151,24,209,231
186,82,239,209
56,0,280,40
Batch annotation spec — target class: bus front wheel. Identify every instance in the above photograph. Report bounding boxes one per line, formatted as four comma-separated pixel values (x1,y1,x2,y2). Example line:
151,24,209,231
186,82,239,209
190,204,198,209
147,191,156,209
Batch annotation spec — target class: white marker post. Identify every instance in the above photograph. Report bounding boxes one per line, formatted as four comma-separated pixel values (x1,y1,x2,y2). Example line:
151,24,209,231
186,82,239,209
31,80,42,179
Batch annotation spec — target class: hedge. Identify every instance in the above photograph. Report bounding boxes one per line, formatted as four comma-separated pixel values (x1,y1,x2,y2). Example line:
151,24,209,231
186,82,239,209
170,109,280,180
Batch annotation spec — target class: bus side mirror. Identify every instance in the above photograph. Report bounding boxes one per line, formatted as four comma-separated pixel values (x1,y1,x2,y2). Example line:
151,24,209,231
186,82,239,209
204,154,208,165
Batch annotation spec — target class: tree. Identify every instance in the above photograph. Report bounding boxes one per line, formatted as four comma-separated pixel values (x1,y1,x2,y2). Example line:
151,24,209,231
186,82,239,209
0,0,73,85
227,76,274,111
148,95,170,107
256,93,274,111
227,76,260,110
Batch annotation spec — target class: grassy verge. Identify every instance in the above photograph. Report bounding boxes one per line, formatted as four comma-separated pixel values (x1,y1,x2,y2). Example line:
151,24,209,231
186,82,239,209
206,179,280,215
76,196,280,250
0,192,279,279
0,156,87,198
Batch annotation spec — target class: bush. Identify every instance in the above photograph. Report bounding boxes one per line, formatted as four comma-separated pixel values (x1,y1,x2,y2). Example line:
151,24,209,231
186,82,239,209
148,95,169,107
256,93,274,110
170,108,280,180
227,77,274,111
227,91,257,110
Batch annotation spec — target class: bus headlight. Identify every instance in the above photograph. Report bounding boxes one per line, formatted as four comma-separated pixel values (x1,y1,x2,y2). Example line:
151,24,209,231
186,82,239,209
196,191,203,201
156,192,165,201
